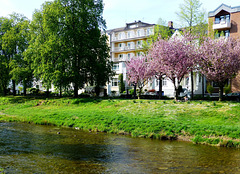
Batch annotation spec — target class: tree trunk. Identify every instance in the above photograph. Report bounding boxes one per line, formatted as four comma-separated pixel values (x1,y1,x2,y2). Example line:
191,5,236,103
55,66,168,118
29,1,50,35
95,86,100,97
23,80,27,96
138,87,143,99
60,85,62,98
133,84,137,99
173,79,178,100
158,76,162,99
74,83,78,98
191,71,194,100
12,80,16,96
202,74,204,99
219,85,224,101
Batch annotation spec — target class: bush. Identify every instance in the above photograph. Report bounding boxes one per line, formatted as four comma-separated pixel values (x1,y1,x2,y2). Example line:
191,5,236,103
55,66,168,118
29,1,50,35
129,89,134,95
207,83,214,95
224,84,231,94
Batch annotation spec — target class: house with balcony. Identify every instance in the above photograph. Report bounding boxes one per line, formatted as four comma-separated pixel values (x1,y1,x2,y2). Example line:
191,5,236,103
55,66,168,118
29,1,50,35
106,21,156,95
106,20,204,98
208,4,240,92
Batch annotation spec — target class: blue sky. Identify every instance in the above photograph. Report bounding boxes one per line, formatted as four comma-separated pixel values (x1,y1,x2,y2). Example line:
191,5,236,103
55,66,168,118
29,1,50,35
0,0,239,29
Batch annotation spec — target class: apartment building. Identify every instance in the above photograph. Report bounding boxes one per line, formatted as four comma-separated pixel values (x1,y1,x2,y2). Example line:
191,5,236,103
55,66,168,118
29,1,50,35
106,21,206,97
106,21,155,95
208,4,240,92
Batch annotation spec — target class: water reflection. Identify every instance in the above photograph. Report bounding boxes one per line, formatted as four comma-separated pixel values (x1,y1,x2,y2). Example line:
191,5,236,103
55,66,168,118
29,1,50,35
0,122,239,173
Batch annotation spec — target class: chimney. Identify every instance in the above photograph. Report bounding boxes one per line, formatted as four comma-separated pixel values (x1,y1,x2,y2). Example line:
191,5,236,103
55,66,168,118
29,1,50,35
168,21,173,28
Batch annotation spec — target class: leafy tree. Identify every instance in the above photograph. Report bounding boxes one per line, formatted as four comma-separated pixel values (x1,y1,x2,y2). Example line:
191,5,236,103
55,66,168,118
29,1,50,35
126,56,153,99
25,1,71,97
0,17,12,96
148,33,196,100
2,13,32,96
142,18,173,53
26,0,112,98
198,37,240,101
142,18,173,98
176,0,207,99
118,73,125,93
58,0,111,98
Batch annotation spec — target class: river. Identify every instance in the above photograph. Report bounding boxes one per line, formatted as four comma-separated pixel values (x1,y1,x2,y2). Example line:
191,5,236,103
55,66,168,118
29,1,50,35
0,122,240,173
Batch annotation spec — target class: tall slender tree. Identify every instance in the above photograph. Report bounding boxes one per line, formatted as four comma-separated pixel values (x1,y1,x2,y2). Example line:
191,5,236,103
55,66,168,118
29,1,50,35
176,0,207,99
142,18,173,99
0,17,13,96
2,13,32,96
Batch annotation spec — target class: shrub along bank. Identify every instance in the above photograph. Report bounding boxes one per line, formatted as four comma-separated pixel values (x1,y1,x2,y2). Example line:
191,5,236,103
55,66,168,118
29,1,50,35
0,96,240,148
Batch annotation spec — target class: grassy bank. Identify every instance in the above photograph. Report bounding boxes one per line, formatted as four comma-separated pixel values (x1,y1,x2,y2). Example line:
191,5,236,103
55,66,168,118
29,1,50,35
0,96,240,147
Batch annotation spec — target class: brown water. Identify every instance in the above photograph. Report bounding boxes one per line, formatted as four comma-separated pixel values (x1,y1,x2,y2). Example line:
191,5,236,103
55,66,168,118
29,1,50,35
0,122,240,174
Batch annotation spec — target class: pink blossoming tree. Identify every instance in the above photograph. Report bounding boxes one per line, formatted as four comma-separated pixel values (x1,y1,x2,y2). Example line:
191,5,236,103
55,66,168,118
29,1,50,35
126,56,153,99
148,33,196,99
198,37,240,101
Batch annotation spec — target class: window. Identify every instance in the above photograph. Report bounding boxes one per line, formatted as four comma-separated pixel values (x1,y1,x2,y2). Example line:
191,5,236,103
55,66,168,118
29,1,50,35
128,53,131,59
119,43,122,48
225,30,230,38
186,77,189,86
118,33,122,40
162,79,167,86
112,78,118,86
128,31,131,38
127,42,131,48
137,40,141,46
147,28,151,35
119,54,123,59
113,64,119,71
137,30,140,37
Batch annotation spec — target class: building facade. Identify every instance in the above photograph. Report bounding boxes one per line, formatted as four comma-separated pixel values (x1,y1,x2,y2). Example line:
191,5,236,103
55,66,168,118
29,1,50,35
208,4,240,92
106,21,205,97
106,21,155,95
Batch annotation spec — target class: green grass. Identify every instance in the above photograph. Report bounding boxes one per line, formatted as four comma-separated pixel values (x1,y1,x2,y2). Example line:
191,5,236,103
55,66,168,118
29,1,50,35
0,96,240,147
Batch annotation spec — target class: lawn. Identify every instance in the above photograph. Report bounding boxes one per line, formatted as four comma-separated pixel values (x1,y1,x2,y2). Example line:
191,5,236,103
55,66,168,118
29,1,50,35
0,96,240,147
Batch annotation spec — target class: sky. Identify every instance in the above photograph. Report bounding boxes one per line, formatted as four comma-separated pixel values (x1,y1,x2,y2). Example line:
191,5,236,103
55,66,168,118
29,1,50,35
0,0,239,30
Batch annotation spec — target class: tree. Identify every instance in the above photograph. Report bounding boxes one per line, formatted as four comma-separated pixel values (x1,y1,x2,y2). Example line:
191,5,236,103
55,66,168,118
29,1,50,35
25,1,70,97
142,18,173,54
118,73,125,93
148,33,196,100
198,37,240,101
126,56,153,99
142,18,173,99
26,0,112,98
57,0,109,98
2,13,32,96
0,17,12,96
176,0,207,99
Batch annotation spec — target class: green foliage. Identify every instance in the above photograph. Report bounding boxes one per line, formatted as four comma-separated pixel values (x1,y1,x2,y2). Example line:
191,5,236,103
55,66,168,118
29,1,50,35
1,97,240,147
224,84,231,94
207,83,214,95
142,18,173,54
129,89,134,95
118,74,125,93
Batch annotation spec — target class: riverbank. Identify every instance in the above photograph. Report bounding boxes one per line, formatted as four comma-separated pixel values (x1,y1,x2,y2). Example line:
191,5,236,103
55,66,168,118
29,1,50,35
0,96,240,147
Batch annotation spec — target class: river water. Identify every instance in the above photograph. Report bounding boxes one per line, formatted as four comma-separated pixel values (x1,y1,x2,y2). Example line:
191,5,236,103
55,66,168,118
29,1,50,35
0,122,240,174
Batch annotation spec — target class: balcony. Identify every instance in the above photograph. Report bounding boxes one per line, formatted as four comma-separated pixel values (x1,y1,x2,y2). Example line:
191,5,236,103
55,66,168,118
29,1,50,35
213,20,231,30
112,46,136,52
112,34,147,42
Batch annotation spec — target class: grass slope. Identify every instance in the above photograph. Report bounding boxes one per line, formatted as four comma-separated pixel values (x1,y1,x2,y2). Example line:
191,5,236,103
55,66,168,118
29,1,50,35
0,96,240,147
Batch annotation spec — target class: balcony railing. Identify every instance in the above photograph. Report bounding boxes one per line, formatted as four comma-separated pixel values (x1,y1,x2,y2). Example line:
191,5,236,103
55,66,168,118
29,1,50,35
112,34,147,42
112,46,136,52
213,20,231,30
